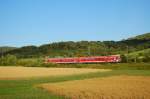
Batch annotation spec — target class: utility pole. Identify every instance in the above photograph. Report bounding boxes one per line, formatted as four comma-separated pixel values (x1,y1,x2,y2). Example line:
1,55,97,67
0,48,3,58
0,48,3,65
126,45,129,63
103,44,107,56
88,46,91,56
134,56,137,63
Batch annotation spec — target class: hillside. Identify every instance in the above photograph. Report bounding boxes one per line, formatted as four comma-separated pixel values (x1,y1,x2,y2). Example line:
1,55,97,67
118,33,150,51
1,33,150,58
0,46,16,55
128,33,150,40
125,48,150,62
128,48,150,57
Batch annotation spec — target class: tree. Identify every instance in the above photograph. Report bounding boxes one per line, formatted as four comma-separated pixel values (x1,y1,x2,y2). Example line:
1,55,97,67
120,54,127,63
0,54,17,65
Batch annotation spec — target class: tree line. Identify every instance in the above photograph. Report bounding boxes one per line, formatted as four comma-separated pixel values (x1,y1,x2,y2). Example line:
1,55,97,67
0,33,150,63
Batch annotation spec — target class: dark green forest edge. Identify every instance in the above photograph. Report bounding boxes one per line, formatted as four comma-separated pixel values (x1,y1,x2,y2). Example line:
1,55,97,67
0,33,150,67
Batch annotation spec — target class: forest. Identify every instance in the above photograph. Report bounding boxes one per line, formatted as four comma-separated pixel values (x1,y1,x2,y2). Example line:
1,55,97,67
0,33,150,64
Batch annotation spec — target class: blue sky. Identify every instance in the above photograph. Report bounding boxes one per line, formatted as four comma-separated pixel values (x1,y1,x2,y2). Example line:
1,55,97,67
0,0,150,47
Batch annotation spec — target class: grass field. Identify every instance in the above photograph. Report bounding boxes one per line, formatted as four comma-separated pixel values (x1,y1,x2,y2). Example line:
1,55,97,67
0,65,150,99
40,76,150,99
127,48,150,57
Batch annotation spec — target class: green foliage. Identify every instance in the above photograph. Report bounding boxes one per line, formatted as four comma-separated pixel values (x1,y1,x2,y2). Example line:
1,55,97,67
0,54,17,65
17,58,43,67
0,33,150,62
127,48,150,62
128,32,150,40
120,54,127,63
3,39,149,58
0,46,16,54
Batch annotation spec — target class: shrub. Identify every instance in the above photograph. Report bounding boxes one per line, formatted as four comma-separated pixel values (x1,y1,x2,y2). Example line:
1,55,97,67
0,54,17,65
120,54,127,63
17,58,42,67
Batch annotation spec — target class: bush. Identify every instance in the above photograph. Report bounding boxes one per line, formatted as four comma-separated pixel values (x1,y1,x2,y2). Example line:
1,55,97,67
120,54,127,63
17,58,43,67
0,54,17,65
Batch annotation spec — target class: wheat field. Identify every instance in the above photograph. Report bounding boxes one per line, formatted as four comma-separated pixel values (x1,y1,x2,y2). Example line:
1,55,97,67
0,66,109,79
40,76,150,99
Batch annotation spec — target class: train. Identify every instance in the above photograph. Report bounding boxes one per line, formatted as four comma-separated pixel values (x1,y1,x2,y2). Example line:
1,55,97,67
45,55,121,64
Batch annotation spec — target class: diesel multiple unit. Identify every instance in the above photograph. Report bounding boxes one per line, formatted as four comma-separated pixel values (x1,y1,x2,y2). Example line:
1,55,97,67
45,55,121,64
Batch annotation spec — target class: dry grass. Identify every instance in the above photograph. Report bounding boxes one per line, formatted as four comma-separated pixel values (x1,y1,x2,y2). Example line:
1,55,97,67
0,66,109,79
39,76,150,99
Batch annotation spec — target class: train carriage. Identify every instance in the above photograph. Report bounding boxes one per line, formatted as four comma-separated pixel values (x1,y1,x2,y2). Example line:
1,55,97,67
46,55,121,64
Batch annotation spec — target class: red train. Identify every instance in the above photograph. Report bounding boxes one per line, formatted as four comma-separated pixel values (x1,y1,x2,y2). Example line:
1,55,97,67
45,55,121,64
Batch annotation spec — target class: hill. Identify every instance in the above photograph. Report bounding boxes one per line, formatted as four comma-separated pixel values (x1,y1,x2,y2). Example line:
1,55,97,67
124,48,150,62
128,33,150,40
118,33,150,51
128,48,150,57
1,33,150,59
0,46,16,55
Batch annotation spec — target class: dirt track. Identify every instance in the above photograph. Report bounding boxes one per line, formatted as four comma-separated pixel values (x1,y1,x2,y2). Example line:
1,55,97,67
0,66,109,79
40,76,150,99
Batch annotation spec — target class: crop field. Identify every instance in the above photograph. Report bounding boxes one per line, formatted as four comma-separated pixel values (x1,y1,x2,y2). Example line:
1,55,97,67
0,65,150,99
0,66,108,79
40,76,150,99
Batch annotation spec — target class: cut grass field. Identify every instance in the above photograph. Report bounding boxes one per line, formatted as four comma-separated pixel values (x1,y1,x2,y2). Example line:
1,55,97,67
0,65,150,99
0,66,108,79
40,76,150,99
127,48,150,57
